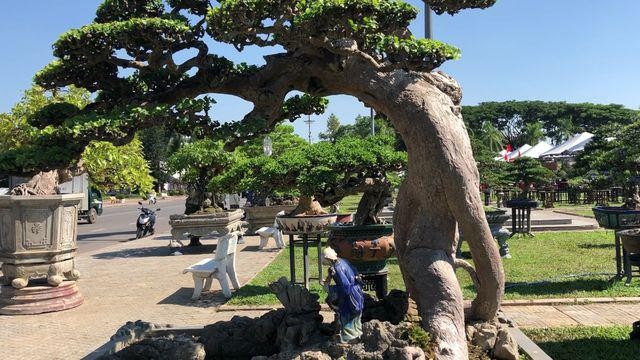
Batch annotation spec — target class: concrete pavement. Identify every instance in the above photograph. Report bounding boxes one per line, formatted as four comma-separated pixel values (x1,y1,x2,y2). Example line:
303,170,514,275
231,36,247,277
0,233,282,360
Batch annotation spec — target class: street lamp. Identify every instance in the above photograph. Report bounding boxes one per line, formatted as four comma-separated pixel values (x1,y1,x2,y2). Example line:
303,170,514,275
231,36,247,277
424,2,432,39
263,135,273,157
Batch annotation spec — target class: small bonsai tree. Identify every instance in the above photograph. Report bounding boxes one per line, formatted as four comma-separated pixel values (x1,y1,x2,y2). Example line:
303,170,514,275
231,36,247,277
219,135,406,225
167,138,235,215
574,121,640,208
506,157,554,199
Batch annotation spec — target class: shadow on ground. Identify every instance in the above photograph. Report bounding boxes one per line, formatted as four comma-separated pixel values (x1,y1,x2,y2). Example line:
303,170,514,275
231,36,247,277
78,231,135,241
92,244,218,259
577,243,615,249
158,287,230,308
534,337,640,360
504,278,616,297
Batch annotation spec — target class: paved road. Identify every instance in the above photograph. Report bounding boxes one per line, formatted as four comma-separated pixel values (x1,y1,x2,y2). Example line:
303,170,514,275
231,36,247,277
76,197,185,253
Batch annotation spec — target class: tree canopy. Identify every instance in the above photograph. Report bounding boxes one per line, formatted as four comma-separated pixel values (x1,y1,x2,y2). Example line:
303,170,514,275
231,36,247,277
0,0,495,175
464,101,639,147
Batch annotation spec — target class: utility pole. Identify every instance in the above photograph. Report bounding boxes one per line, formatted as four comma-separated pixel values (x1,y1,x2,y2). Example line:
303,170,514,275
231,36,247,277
370,107,376,136
425,2,432,39
304,114,314,144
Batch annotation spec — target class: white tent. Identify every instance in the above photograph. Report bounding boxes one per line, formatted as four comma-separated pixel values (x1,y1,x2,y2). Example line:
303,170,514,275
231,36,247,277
494,149,507,161
503,144,532,161
520,140,554,159
540,132,594,158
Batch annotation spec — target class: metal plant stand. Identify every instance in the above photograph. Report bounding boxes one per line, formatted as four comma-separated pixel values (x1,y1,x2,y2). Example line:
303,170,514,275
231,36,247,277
286,232,323,289
505,200,538,237
360,269,388,299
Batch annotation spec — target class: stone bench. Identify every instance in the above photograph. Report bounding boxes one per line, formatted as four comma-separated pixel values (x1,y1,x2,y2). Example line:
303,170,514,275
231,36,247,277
182,232,241,299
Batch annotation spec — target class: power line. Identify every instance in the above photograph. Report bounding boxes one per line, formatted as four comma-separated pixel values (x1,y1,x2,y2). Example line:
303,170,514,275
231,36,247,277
304,114,315,144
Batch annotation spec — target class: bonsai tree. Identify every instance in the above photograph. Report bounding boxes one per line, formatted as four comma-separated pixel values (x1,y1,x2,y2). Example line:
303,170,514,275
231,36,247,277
506,157,554,199
0,85,154,195
220,135,406,225
167,138,235,215
574,121,640,208
0,1,508,355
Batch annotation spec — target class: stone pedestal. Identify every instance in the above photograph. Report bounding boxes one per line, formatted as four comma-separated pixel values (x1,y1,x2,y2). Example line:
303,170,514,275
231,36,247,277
0,280,84,315
0,194,83,289
243,205,297,233
168,209,245,247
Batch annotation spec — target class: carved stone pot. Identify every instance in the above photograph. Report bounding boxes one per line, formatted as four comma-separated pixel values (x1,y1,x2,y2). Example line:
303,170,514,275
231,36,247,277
328,224,395,273
168,209,245,247
275,213,337,234
0,194,83,289
243,205,297,233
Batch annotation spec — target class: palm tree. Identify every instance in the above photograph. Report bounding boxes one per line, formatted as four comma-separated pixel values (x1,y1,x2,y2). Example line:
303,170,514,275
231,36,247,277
521,122,545,145
480,121,506,152
553,116,576,144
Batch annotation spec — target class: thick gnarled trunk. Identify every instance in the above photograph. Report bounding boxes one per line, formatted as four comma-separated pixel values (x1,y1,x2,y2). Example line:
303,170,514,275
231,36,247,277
313,68,505,359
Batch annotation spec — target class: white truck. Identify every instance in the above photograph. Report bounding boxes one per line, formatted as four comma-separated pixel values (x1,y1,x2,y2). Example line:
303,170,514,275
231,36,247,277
0,173,103,223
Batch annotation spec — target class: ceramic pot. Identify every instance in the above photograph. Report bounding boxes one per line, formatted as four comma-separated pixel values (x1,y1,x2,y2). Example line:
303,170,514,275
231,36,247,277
328,224,395,273
275,213,337,234
619,228,640,253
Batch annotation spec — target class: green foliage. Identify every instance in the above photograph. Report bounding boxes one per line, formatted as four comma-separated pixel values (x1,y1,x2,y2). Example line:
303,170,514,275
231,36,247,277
82,137,154,194
524,326,639,360
463,101,639,147
207,0,459,70
219,135,406,206
505,157,555,196
138,125,184,191
406,325,433,354
573,120,640,193
469,132,510,188
95,0,164,23
2,0,491,177
318,113,341,143
167,139,235,194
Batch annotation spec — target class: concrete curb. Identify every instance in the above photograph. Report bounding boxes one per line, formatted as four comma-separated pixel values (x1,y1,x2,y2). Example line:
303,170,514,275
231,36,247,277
502,297,640,306
552,209,597,219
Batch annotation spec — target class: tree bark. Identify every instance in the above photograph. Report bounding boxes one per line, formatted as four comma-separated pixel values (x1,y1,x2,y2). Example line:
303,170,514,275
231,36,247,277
353,186,390,226
288,195,326,216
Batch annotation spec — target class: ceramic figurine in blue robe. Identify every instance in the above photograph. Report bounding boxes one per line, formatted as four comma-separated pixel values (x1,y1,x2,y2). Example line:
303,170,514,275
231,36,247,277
322,247,364,342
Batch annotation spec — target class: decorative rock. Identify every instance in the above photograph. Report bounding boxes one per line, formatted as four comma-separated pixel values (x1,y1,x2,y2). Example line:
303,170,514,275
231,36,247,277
492,329,519,360
472,323,498,351
0,280,83,315
99,334,205,360
466,325,476,342
385,346,426,360
362,289,410,325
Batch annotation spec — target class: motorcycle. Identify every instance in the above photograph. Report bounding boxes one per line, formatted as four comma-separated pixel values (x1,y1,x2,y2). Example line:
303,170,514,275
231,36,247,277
136,201,161,239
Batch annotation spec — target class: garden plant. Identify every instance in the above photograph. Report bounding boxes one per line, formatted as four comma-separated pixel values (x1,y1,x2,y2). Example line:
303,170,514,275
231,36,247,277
0,1,508,357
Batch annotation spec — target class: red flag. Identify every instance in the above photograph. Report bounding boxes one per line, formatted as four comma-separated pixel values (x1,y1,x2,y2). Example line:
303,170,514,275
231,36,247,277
503,144,513,160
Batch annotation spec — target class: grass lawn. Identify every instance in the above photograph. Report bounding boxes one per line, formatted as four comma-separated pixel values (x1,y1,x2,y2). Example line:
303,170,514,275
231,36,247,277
552,204,597,218
523,326,639,360
230,230,639,306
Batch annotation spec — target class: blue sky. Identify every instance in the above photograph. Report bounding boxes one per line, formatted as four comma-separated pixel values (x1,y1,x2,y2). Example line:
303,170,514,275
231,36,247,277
1,1,638,141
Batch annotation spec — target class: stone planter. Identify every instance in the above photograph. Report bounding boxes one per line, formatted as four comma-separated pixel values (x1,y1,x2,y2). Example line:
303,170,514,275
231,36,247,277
168,209,245,247
457,209,512,258
328,224,395,273
618,228,640,253
0,194,83,289
275,213,337,234
243,205,297,233
592,206,640,229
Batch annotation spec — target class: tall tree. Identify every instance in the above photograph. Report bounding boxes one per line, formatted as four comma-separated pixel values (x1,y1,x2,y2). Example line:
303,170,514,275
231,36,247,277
318,113,341,142
463,101,638,147
1,1,505,356
479,121,505,152
521,121,545,145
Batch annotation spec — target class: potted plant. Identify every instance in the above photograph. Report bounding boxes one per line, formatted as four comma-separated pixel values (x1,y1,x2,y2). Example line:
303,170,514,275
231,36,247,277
219,125,303,232
504,157,554,208
166,139,244,246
